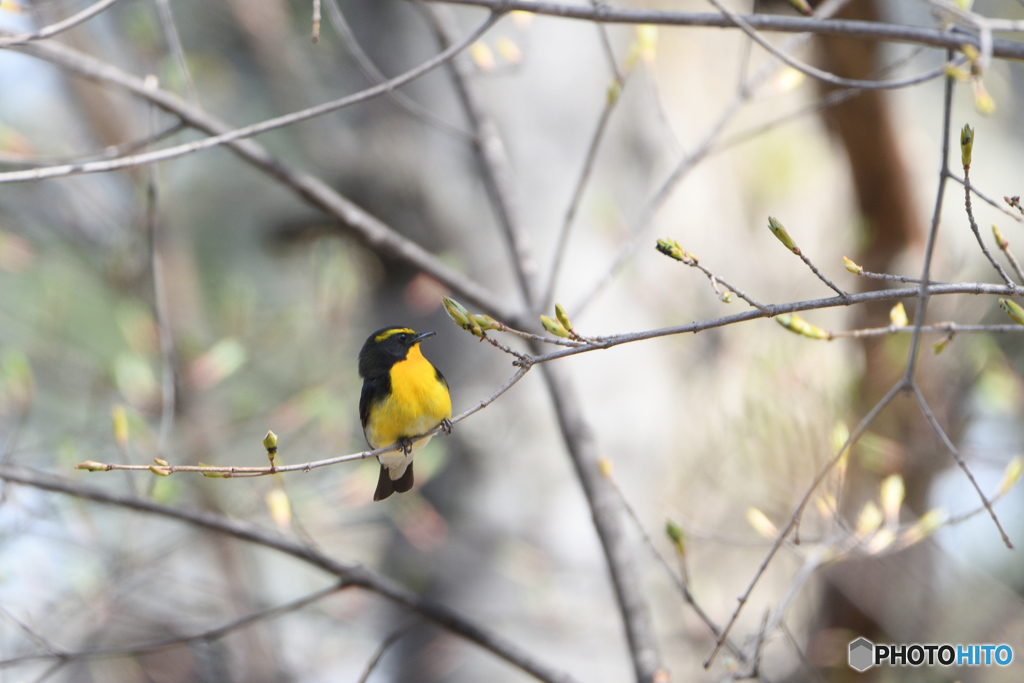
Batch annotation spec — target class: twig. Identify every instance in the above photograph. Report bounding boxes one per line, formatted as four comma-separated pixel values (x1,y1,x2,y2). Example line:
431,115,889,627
856,269,926,284
14,38,522,324
570,0,855,316
153,0,198,103
0,465,581,683
0,12,504,186
529,281,1024,366
425,5,541,309
78,365,531,477
0,123,187,169
949,174,1023,222
661,247,771,313
795,250,848,298
780,620,828,683
0,0,123,48
829,322,1023,339
964,167,1016,287
430,6,663,679
903,56,955,384
0,584,345,669
357,621,419,683
322,0,470,139
413,0,1024,61
605,472,750,665
542,73,629,310
912,385,1012,549
703,380,903,668
539,363,662,681
992,227,1024,283
706,0,955,90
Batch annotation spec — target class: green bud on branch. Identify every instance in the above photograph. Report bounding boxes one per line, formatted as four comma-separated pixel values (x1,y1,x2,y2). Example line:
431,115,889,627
960,124,974,169
775,313,830,340
767,216,799,254
540,315,570,338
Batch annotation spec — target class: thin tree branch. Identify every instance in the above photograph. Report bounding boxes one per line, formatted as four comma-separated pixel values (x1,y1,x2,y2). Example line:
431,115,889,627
12,37,522,324
964,167,1015,287
0,13,502,186
0,0,124,48
906,61,953,383
153,0,198,104
703,380,904,668
541,71,629,311
357,621,419,683
0,465,581,683
425,4,541,310
532,280,1024,366
949,173,1023,222
79,365,530,477
911,385,1012,548
0,584,346,669
707,0,955,90
322,0,471,139
570,0,854,316
539,363,662,682
415,0,1024,61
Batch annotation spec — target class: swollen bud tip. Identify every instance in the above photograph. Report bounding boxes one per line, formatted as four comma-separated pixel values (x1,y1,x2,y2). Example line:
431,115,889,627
540,315,570,338
960,124,974,168
767,216,799,253
842,256,863,275
443,296,484,337
263,430,278,452
776,313,830,340
992,224,1008,250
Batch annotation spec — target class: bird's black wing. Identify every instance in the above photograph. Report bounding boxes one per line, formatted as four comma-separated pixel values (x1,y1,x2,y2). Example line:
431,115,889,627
359,375,390,432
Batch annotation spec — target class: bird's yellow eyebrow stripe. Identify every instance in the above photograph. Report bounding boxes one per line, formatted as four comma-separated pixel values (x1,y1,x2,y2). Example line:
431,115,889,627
374,327,416,343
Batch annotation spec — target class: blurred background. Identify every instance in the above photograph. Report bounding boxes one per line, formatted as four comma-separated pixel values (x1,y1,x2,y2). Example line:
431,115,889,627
0,0,1023,681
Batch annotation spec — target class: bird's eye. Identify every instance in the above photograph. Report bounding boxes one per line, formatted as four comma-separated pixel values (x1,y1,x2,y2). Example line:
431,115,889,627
398,333,408,342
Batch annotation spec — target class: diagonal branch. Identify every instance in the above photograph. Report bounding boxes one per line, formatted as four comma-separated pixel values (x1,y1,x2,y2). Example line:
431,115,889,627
911,385,1012,548
12,37,521,325
0,0,123,48
0,12,502,185
0,465,581,683
425,5,541,310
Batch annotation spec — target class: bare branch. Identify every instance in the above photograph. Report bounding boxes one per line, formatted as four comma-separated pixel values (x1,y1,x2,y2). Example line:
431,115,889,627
13,37,522,324
0,13,502,186
415,0,1024,61
79,365,530,477
0,0,123,48
0,465,582,683
911,385,1013,549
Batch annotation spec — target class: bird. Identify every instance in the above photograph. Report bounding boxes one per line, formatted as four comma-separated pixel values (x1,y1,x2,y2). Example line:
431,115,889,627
358,326,452,501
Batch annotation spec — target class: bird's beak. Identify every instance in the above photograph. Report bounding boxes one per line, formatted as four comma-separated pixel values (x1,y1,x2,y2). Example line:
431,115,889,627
411,331,436,345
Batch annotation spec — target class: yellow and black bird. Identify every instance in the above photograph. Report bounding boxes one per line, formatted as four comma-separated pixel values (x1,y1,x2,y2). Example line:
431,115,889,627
358,327,452,501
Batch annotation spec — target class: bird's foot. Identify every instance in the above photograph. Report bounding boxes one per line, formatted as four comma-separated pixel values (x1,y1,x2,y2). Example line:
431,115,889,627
398,437,413,455
440,418,453,435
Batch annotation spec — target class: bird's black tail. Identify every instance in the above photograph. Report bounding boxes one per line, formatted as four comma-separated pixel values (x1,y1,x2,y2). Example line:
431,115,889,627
373,463,414,501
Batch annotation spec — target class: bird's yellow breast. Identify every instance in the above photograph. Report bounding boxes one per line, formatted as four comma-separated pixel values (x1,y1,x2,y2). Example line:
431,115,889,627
364,344,451,450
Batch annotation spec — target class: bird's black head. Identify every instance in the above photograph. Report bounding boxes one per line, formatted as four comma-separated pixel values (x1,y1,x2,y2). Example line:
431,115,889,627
358,327,436,378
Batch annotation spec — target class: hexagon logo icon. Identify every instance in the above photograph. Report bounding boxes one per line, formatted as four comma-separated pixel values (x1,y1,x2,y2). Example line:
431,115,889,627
849,637,874,672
